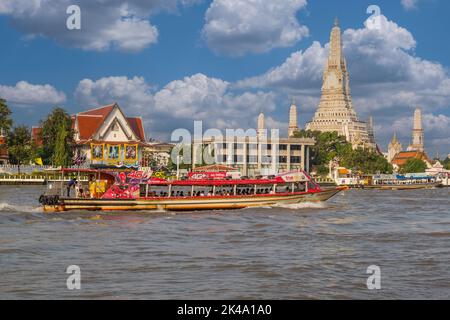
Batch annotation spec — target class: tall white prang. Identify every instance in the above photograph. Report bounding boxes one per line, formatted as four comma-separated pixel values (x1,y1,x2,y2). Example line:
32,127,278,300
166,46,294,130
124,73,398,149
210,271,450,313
407,107,425,152
306,19,375,149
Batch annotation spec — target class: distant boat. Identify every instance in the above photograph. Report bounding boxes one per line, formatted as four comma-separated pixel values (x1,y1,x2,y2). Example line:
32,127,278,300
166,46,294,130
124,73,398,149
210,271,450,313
39,169,345,213
365,173,440,190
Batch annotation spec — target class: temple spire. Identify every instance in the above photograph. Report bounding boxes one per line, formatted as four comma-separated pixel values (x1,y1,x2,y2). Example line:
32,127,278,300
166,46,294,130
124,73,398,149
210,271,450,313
288,101,299,137
305,19,375,150
257,112,265,138
407,107,425,152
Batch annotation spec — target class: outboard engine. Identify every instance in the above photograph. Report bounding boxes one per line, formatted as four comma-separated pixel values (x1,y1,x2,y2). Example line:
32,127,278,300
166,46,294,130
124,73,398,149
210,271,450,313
39,195,60,206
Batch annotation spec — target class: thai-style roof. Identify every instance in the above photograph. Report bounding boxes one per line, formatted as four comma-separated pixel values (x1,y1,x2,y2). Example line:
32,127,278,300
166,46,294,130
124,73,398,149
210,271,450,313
391,151,431,166
31,126,43,146
74,103,145,142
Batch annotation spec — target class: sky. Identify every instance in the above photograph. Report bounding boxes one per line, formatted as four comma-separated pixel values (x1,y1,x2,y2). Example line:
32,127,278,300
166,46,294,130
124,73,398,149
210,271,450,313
0,0,449,157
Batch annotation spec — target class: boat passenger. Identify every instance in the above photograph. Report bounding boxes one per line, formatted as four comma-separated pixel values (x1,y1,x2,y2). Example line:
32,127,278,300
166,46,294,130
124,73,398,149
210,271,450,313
89,179,96,198
67,178,77,197
76,182,84,198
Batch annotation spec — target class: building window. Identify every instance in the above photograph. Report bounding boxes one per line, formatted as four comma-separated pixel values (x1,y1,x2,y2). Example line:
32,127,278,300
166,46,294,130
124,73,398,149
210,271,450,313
262,156,271,164
247,155,258,164
248,144,258,150
278,156,287,163
233,143,243,150
291,145,301,151
290,156,301,164
234,155,243,163
279,144,287,151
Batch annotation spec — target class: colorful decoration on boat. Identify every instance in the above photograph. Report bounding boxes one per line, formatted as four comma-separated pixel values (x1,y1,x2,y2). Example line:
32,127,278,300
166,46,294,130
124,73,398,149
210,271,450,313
102,170,153,199
279,171,309,182
188,171,227,180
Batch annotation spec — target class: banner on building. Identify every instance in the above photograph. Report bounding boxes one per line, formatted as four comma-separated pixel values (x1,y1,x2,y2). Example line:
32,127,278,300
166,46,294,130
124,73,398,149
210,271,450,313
124,144,138,161
91,143,104,161
107,144,120,160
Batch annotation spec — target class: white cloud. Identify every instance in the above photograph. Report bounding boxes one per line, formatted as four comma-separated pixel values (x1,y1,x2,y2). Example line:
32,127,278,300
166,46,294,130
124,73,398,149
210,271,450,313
0,0,198,52
202,0,309,56
236,41,326,91
0,81,66,106
401,0,419,10
74,73,278,139
75,76,154,116
154,73,277,129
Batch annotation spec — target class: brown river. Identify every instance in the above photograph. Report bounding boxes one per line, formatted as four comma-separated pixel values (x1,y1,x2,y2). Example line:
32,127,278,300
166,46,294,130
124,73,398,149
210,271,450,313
0,185,449,299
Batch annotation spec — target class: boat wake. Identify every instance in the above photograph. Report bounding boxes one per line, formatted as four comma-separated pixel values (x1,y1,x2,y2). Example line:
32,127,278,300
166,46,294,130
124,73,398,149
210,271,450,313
272,202,326,210
0,202,42,213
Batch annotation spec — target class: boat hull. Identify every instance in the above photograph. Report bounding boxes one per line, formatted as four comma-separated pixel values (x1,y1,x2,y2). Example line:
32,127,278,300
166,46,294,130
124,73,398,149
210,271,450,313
42,188,344,212
363,183,440,190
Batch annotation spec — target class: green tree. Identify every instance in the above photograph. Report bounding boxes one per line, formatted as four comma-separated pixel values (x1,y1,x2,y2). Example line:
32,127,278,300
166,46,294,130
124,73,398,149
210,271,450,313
8,126,33,174
292,129,392,175
293,130,351,169
441,157,450,170
0,98,13,134
52,120,71,167
400,158,427,173
41,107,74,165
341,147,393,174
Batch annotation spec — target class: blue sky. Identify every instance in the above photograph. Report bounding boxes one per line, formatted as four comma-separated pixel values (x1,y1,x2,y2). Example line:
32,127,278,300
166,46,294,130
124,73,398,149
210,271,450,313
0,0,449,156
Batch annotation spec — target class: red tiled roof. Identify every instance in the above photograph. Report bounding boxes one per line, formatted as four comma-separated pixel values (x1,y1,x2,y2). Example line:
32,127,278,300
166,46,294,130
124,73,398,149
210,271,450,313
0,146,8,158
74,103,145,142
76,115,104,140
392,151,431,166
79,104,115,117
127,117,145,141
75,104,115,141
31,127,43,147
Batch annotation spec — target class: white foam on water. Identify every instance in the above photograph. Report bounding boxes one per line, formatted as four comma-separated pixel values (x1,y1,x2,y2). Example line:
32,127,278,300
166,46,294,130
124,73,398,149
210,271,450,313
0,202,42,213
273,202,326,210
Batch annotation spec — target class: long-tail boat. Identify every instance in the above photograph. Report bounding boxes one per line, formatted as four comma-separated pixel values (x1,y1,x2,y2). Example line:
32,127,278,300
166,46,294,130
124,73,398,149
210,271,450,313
39,168,345,212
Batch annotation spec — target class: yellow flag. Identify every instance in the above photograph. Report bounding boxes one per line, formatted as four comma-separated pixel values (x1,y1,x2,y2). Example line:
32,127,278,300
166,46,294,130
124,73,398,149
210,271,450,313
35,158,43,166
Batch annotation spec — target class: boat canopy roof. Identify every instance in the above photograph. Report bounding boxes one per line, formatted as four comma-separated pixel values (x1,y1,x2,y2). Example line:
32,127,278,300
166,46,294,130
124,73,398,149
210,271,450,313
59,168,135,174
156,177,287,187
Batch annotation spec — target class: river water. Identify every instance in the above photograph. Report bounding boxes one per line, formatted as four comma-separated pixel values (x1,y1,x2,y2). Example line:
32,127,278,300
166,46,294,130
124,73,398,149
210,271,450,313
0,185,449,299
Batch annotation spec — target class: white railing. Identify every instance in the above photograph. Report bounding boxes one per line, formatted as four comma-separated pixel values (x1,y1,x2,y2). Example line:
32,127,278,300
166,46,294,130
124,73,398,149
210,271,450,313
0,165,53,174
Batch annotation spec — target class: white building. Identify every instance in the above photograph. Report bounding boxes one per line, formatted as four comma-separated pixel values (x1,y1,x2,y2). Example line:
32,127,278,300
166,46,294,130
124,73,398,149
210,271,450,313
191,106,315,177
